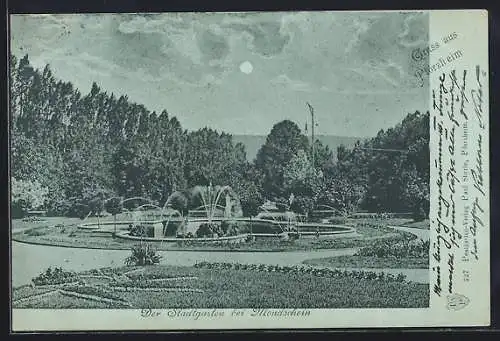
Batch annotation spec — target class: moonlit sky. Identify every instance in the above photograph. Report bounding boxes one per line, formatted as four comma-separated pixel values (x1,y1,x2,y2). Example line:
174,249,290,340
10,12,429,137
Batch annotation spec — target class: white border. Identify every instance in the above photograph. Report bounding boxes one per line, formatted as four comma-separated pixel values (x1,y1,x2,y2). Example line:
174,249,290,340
11,9,490,331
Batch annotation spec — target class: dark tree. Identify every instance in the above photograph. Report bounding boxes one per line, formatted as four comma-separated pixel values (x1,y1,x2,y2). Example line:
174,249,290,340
255,120,309,200
104,197,123,236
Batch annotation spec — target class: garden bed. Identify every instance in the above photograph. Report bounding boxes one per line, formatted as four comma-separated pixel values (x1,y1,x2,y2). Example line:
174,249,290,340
302,255,428,269
303,235,429,269
13,264,429,309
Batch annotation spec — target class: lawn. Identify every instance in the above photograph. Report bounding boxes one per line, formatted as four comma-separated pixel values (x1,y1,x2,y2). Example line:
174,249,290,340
302,255,429,269
12,264,429,309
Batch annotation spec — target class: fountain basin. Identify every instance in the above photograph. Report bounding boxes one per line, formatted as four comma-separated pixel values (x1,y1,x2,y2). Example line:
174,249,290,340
115,231,249,244
78,217,356,242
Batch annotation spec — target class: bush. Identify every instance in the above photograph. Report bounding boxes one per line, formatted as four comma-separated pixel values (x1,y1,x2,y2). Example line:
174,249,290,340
125,244,161,266
46,198,72,217
220,220,244,236
11,178,49,218
11,202,26,219
32,267,77,286
196,223,220,238
21,216,45,223
65,201,91,219
357,238,430,258
129,225,154,238
412,201,429,222
105,197,123,216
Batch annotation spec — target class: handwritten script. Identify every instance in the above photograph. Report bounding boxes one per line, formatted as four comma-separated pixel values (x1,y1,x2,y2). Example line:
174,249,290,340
431,65,487,301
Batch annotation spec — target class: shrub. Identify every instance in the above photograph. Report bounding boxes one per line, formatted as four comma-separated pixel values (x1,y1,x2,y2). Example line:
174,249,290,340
220,220,244,236
124,244,161,266
129,225,154,238
196,223,220,238
32,267,77,286
59,199,92,219
21,216,45,223
47,198,73,217
11,178,49,219
357,238,429,258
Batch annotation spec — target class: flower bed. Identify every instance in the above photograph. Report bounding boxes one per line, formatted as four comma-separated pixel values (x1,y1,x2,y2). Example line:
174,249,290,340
193,261,407,282
79,275,115,281
22,216,47,223
12,289,60,304
63,285,127,302
303,255,429,269
32,267,78,286
357,238,429,258
33,281,82,289
109,279,193,289
59,289,131,307
14,264,428,308
125,276,198,283
109,287,204,293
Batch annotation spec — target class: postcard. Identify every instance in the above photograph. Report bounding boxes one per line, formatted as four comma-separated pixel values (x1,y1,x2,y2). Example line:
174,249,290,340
9,9,490,331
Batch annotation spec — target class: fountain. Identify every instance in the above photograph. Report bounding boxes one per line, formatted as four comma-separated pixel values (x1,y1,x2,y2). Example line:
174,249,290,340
255,206,287,233
77,187,356,242
191,183,238,225
135,204,165,221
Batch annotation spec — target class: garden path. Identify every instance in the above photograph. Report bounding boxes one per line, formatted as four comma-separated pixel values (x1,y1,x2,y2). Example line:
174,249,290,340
12,241,358,287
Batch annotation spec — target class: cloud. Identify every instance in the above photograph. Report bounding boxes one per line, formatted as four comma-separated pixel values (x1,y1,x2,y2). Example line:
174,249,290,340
113,14,237,87
196,29,230,63
111,13,297,87
226,21,291,58
345,17,373,54
271,74,313,92
116,14,192,35
398,13,428,48
11,12,429,95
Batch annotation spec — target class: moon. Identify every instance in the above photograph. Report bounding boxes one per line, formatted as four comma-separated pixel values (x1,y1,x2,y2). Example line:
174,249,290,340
239,61,253,74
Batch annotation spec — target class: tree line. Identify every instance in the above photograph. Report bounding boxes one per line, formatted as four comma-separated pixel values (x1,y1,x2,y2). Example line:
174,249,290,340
10,54,429,220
